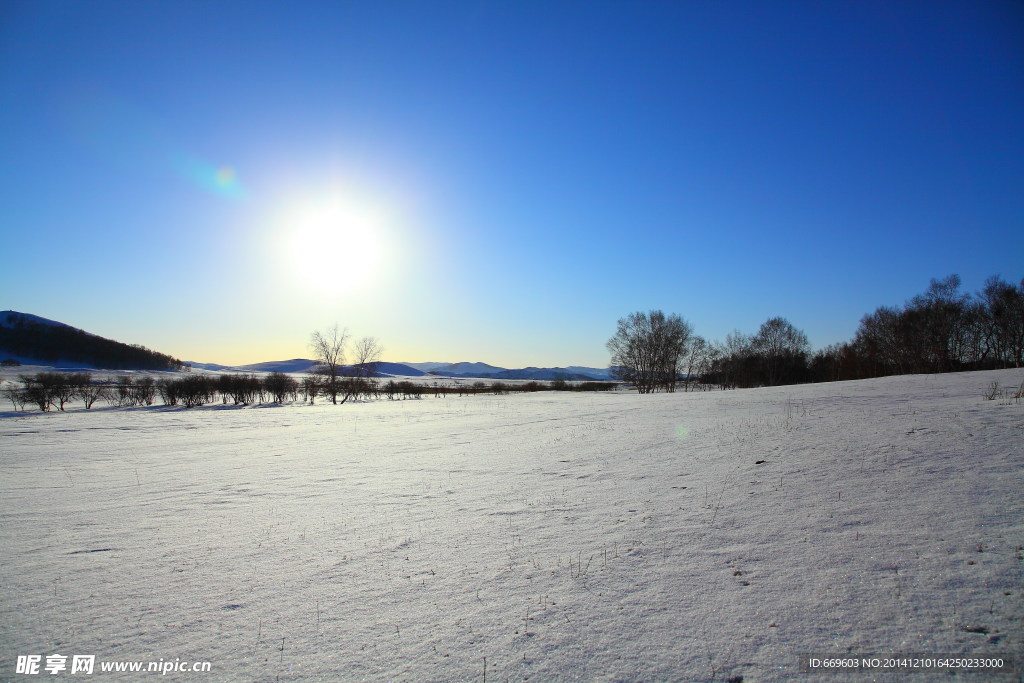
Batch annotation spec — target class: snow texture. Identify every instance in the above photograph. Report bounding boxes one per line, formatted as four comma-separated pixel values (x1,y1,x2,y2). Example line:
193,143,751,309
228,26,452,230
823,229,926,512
1,369,1022,681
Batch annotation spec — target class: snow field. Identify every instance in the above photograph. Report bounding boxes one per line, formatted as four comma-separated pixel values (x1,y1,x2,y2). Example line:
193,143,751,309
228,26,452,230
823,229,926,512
1,369,1022,681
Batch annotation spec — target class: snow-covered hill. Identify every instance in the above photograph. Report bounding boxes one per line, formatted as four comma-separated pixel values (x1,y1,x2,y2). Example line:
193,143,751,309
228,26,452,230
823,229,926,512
366,362,426,377
184,360,427,377
0,311,76,330
231,358,320,373
0,311,183,370
406,362,614,380
185,361,233,371
1,369,1021,679
399,361,453,373
428,361,508,376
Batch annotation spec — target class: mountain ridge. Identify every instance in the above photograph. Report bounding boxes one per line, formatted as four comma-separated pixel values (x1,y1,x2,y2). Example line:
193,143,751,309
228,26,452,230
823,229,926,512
1,311,612,378
0,311,184,371
185,358,613,380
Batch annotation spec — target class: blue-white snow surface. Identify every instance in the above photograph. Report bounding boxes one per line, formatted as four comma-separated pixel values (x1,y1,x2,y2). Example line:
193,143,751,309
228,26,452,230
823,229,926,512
1,369,1021,680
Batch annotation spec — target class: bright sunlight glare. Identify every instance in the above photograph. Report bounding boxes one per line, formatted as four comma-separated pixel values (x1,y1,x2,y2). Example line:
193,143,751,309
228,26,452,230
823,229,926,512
281,194,391,298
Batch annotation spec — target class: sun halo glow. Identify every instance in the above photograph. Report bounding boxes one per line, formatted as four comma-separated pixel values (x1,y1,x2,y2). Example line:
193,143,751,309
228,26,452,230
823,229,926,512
283,198,388,297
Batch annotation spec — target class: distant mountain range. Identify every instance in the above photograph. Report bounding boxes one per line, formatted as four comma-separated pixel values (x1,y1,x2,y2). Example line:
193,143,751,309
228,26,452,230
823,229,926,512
187,359,614,380
419,363,613,381
0,311,613,379
194,359,430,377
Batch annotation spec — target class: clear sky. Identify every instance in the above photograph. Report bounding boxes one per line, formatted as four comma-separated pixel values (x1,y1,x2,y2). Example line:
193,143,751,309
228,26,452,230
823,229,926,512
2,1,1022,368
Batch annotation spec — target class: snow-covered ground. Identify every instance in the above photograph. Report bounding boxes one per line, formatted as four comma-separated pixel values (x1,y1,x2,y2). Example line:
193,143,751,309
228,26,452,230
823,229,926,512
1,369,1022,681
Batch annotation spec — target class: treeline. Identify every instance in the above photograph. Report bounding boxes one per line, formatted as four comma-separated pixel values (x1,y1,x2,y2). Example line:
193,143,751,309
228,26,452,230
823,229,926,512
612,274,1024,392
702,317,812,389
709,274,1024,389
0,313,184,370
4,372,616,412
812,275,1024,381
4,373,172,411
607,310,817,392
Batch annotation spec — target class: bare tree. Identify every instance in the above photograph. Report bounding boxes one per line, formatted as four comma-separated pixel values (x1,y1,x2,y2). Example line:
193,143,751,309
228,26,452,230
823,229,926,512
352,336,382,375
109,376,137,407
301,375,321,404
705,331,753,389
909,274,969,372
682,335,711,391
607,310,693,393
176,375,215,408
753,317,810,386
3,385,27,411
980,275,1024,367
341,336,383,402
70,372,106,409
51,375,75,411
135,376,157,406
157,378,180,406
855,306,907,375
309,324,349,404
265,372,298,403
19,373,64,411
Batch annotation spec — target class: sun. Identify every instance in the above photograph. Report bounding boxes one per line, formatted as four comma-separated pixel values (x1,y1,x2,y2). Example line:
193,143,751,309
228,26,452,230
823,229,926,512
283,196,388,296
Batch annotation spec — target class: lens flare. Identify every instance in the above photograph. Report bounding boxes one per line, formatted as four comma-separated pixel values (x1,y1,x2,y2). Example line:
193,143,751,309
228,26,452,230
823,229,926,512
59,86,245,200
175,155,246,199
216,166,237,187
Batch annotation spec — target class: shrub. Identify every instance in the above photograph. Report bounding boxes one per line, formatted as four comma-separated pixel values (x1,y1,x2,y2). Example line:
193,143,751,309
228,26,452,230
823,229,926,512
302,376,321,403
69,373,106,409
3,386,27,411
578,381,616,392
157,378,180,406
110,376,137,407
19,373,65,411
134,376,157,406
177,375,215,408
396,381,422,399
265,372,298,403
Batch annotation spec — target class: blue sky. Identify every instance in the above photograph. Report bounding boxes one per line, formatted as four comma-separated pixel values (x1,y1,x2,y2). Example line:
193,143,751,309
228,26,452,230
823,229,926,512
2,1,1021,367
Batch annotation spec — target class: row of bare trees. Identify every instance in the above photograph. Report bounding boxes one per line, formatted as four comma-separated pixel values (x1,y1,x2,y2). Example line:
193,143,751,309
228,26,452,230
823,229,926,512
380,379,616,399
607,311,812,391
3,370,383,412
702,317,812,389
613,274,1023,393
812,275,1024,380
3,373,151,411
4,371,620,412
